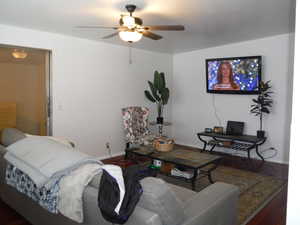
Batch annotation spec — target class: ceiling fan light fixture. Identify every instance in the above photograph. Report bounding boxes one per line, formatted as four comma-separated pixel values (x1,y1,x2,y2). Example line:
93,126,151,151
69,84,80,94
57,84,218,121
12,49,27,59
122,15,136,29
77,4,185,42
119,30,142,43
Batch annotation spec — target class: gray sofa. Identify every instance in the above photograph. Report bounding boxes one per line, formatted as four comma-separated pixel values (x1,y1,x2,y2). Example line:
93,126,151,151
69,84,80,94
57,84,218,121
0,128,239,225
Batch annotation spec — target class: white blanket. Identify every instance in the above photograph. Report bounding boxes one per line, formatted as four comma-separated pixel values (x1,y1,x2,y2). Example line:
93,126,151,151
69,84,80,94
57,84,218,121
4,136,101,188
58,164,125,223
58,163,103,223
4,136,125,223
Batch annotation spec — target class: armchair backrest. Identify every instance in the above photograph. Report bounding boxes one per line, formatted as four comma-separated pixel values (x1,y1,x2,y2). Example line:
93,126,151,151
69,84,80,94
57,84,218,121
122,106,150,144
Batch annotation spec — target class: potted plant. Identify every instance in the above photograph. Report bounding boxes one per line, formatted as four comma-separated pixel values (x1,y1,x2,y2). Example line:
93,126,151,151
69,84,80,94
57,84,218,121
250,80,273,138
144,71,170,124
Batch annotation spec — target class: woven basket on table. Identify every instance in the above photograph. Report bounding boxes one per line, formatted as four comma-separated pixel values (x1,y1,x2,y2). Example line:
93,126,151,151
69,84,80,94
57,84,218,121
153,138,174,152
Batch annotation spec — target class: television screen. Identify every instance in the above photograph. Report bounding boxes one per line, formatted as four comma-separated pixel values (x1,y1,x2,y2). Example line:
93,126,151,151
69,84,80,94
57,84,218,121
206,56,262,94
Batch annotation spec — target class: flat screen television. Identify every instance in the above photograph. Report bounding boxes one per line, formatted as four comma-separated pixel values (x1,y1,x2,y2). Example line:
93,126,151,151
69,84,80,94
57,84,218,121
206,56,262,94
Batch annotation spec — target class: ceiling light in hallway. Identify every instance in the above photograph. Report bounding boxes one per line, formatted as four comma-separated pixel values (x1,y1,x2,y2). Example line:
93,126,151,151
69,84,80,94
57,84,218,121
12,49,28,59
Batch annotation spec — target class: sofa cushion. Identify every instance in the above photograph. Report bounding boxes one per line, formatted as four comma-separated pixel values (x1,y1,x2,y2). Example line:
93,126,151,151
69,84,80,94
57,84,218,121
167,183,196,204
138,177,185,225
1,128,26,147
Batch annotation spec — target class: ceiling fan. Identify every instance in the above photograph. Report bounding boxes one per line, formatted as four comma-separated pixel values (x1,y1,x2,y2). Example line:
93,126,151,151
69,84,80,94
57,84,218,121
77,4,185,43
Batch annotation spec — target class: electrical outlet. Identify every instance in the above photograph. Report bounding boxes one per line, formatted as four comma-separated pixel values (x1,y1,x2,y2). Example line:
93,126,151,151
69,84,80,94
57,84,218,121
106,142,112,157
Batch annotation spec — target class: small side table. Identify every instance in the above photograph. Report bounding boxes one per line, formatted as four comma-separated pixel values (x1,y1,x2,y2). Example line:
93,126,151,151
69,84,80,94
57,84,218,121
149,121,172,136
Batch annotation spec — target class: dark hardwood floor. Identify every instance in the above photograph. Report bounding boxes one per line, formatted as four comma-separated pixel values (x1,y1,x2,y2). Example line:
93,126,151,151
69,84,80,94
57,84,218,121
247,184,287,225
0,146,288,225
0,200,31,225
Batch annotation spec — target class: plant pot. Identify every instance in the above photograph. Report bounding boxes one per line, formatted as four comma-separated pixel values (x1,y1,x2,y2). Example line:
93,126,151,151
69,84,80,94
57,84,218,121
157,117,164,124
257,130,265,138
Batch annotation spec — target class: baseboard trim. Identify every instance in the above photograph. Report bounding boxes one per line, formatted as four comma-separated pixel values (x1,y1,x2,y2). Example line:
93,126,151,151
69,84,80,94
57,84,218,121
98,152,124,161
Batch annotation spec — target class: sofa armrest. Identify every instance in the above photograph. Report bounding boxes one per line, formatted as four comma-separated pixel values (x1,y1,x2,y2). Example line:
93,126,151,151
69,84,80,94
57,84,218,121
1,128,26,146
182,182,239,225
0,145,7,187
0,144,6,157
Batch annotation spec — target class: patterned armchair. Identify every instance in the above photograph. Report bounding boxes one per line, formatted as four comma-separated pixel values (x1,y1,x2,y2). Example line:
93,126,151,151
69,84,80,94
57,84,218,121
122,106,153,150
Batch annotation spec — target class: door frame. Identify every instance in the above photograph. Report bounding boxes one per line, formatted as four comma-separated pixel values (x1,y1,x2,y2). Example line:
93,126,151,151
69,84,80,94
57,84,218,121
0,44,53,136
45,50,53,136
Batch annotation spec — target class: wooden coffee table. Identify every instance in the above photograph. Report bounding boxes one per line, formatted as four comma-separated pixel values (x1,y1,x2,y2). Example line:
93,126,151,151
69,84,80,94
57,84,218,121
126,145,222,190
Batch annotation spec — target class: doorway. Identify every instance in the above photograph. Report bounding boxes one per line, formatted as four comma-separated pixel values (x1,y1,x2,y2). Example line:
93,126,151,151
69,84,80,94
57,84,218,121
0,45,51,135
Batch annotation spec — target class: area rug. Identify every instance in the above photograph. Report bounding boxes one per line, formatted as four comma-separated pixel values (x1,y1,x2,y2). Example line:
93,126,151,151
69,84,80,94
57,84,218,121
157,166,285,225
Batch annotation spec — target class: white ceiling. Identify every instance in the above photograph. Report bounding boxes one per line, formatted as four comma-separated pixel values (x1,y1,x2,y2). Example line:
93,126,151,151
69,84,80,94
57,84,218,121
0,0,295,53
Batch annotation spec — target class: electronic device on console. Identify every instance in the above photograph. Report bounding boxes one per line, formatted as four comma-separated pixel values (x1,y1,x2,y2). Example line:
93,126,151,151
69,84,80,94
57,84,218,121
226,121,244,136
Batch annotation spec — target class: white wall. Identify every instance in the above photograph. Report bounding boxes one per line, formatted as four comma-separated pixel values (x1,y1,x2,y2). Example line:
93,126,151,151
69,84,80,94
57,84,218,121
0,24,293,164
172,33,294,164
0,24,172,158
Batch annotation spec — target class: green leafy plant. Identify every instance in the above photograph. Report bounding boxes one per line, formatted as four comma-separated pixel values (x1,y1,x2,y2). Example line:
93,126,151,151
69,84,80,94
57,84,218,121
144,71,170,119
250,81,273,131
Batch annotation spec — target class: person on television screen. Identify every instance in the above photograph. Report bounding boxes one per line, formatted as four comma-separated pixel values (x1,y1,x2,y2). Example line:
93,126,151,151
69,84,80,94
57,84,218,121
213,61,240,90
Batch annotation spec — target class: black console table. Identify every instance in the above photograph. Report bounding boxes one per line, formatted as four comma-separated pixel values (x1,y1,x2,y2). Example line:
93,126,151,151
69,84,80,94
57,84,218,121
197,132,266,163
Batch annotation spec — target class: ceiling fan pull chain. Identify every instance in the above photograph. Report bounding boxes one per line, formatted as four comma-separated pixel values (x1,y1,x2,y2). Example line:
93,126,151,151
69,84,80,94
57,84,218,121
128,43,132,64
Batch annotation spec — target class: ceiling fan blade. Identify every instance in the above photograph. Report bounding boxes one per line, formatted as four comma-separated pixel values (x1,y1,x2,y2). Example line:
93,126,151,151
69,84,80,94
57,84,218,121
76,26,119,30
144,25,185,31
117,26,131,31
142,31,163,40
102,32,119,39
